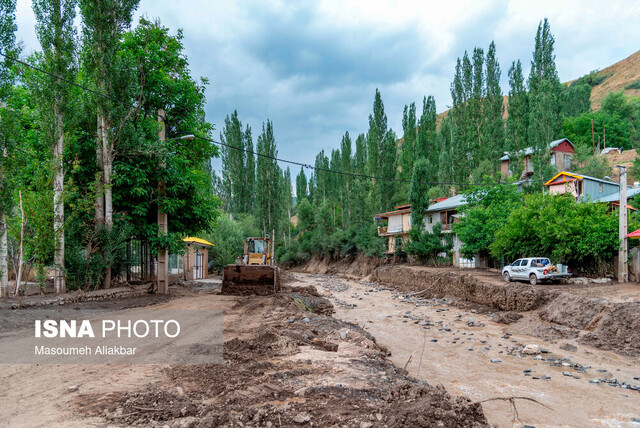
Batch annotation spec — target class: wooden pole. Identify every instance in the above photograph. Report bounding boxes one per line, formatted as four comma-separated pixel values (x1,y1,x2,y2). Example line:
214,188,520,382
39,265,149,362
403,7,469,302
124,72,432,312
591,119,595,155
157,109,169,294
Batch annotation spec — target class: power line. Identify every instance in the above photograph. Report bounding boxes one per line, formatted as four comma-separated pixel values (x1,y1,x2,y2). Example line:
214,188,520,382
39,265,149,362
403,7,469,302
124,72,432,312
1,50,514,188
0,51,133,107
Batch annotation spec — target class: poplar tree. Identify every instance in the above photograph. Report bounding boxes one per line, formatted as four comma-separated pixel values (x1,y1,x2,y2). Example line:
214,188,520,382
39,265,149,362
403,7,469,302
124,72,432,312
0,0,17,297
528,18,562,184
401,102,416,179
484,41,504,165
296,167,307,203
80,0,139,287
220,110,244,214
416,95,437,176
506,60,528,177
243,125,255,212
255,120,280,235
339,131,353,223
32,0,78,293
379,129,398,210
367,89,388,212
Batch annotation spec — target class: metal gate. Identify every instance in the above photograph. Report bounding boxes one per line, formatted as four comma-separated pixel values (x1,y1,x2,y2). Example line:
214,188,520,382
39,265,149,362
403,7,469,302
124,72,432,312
193,249,204,280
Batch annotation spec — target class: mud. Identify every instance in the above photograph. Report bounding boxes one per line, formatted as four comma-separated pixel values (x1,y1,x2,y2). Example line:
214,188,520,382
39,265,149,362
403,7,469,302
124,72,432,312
301,258,640,357
297,272,640,427
72,286,487,427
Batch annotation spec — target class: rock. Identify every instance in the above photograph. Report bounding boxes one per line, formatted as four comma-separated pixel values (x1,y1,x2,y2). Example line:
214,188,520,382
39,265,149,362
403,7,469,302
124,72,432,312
285,319,295,323
591,278,612,284
560,343,577,352
340,330,348,340
562,371,573,377
301,317,310,323
540,375,550,380
522,344,541,355
294,412,311,424
360,422,373,428
375,413,383,421
569,277,589,285
67,385,79,393
490,358,501,363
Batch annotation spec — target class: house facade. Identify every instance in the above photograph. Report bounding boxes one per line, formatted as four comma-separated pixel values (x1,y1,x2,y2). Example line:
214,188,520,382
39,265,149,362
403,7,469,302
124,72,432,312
375,205,411,254
501,138,576,179
425,195,487,269
544,171,620,201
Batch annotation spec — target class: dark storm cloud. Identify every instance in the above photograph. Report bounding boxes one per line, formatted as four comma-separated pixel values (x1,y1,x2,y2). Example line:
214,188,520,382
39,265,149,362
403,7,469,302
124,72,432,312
242,6,425,91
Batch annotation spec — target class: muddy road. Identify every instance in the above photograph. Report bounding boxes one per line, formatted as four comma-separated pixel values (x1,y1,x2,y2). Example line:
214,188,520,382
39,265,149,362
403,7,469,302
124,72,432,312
293,273,640,427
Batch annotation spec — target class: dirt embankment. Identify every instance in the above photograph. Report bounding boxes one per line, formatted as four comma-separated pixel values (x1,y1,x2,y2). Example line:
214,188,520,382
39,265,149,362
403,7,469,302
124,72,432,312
303,258,640,358
75,285,488,427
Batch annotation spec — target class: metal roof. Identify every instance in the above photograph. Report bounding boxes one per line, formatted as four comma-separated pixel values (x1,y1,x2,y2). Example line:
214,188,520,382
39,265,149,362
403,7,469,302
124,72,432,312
500,139,574,160
426,194,468,213
183,236,214,247
590,187,640,203
545,171,619,187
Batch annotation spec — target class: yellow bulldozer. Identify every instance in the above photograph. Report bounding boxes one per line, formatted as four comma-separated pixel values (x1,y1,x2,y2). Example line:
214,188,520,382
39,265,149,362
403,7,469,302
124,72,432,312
221,237,280,295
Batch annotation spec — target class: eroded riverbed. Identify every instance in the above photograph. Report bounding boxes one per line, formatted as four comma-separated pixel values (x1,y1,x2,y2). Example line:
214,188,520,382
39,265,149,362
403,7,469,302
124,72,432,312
293,272,640,427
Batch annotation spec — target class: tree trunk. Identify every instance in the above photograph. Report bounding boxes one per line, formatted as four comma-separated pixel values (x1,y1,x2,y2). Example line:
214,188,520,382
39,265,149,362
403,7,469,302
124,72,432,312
100,114,113,288
53,103,66,294
0,211,8,298
14,191,24,296
95,111,104,222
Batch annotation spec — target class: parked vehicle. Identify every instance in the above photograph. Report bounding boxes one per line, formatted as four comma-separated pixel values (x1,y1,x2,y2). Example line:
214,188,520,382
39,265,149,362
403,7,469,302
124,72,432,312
502,257,571,285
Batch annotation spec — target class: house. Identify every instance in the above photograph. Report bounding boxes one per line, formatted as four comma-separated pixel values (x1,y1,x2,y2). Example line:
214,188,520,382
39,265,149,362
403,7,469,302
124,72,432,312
181,237,213,280
544,171,620,201
425,194,487,268
374,204,411,254
500,138,576,178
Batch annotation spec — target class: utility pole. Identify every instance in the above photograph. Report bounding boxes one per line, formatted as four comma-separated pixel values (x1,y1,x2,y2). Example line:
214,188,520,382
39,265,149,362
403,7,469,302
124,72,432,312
616,164,628,283
591,119,595,155
157,109,169,294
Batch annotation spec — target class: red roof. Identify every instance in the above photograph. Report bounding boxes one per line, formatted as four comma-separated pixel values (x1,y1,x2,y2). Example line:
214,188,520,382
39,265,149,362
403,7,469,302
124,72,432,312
626,229,640,238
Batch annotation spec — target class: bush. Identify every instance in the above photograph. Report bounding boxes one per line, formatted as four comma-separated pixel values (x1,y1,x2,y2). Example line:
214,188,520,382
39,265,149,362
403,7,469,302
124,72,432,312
405,223,451,264
490,193,619,272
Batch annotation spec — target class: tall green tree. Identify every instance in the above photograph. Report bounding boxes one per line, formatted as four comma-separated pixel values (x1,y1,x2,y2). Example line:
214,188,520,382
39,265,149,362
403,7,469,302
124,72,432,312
295,167,307,203
243,125,255,212
220,110,245,214
32,0,78,293
506,59,528,177
401,102,416,179
79,0,140,287
408,159,431,227
255,120,281,235
484,41,504,166
528,18,563,185
416,95,437,172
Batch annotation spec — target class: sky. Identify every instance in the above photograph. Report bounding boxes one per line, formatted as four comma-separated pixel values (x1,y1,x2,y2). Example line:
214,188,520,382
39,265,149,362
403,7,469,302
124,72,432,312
13,0,640,175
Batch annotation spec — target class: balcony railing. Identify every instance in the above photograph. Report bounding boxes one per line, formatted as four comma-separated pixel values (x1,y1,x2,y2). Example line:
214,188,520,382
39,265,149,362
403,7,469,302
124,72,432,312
377,226,387,236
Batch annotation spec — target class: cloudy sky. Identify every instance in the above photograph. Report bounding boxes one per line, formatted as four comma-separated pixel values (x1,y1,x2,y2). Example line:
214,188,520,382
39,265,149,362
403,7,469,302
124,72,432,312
14,0,640,172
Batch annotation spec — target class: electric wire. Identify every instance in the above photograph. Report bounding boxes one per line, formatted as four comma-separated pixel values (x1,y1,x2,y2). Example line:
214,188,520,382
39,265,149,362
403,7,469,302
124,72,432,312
1,50,529,188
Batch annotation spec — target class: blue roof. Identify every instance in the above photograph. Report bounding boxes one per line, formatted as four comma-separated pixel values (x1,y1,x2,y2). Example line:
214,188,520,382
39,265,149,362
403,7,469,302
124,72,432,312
426,194,468,213
591,187,640,203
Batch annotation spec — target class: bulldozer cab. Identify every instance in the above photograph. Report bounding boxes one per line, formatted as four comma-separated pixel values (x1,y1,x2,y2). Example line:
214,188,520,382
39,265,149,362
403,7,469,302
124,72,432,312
244,238,272,265
222,236,279,295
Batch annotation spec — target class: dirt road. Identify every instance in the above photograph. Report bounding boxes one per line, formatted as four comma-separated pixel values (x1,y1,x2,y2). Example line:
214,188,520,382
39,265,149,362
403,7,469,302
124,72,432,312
293,273,640,427
0,284,487,427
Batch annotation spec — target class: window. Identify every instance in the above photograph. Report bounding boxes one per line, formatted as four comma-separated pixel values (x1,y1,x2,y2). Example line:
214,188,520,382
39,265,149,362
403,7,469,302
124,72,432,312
550,153,556,166
428,215,433,224
564,154,572,170
600,183,604,193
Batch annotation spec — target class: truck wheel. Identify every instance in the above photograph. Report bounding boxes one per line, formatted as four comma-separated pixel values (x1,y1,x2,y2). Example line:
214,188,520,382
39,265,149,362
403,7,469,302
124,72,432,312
503,272,511,282
529,274,538,285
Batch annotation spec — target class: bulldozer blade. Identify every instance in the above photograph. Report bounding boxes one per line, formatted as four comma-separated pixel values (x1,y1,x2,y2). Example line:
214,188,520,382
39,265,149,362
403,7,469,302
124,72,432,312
221,265,280,295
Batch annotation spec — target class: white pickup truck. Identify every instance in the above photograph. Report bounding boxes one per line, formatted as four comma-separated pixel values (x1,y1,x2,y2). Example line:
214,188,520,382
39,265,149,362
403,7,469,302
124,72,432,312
502,257,571,285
